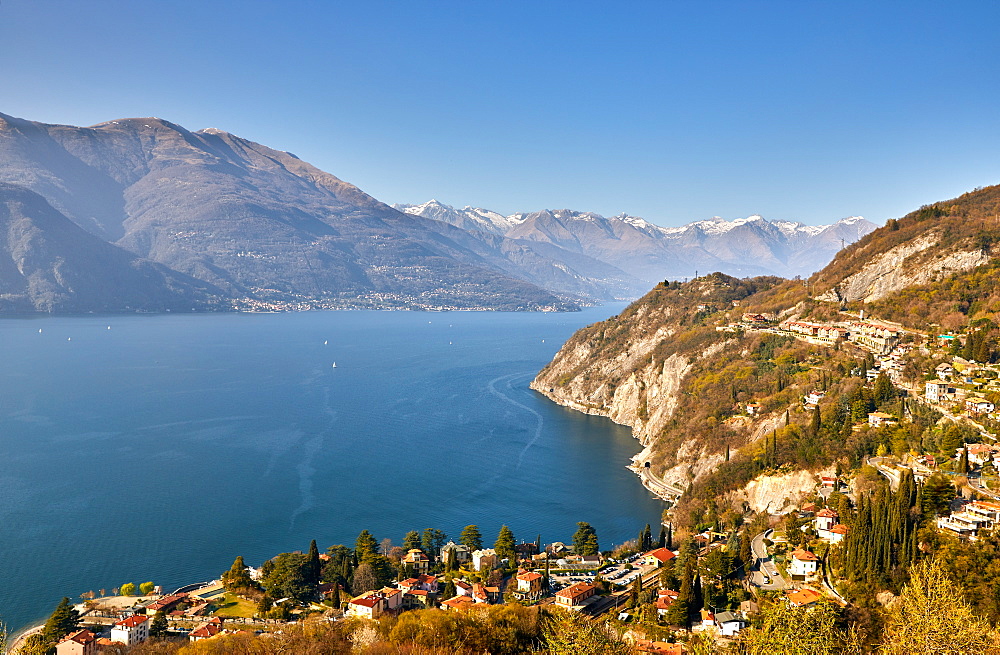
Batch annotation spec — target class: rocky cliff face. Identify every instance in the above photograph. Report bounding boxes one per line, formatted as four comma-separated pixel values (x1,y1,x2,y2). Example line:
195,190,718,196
817,230,989,303
531,274,771,491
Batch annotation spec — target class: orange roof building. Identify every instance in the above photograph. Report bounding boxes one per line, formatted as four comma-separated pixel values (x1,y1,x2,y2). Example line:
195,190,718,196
786,588,824,607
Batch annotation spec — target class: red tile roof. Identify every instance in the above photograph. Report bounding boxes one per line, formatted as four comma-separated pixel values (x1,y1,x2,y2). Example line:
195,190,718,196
115,615,149,628
190,623,222,638
786,588,823,607
816,508,839,518
59,629,96,645
441,595,475,610
644,547,676,563
350,596,382,608
556,582,596,599
517,571,543,581
791,549,819,561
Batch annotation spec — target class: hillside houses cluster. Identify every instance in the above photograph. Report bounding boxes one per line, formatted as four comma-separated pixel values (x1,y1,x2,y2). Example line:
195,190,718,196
936,500,1000,539
775,319,901,354
55,613,229,653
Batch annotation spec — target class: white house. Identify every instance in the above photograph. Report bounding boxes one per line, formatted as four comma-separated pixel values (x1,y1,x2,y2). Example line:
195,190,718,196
714,611,747,636
814,508,839,533
472,548,497,572
926,380,954,404
110,615,150,647
788,549,819,580
868,412,898,427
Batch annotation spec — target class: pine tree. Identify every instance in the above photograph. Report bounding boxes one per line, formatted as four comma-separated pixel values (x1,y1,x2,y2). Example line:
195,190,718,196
460,525,483,551
222,555,255,591
149,611,168,639
41,597,79,645
664,566,692,628
494,525,516,563
573,522,600,556
403,530,422,551
739,532,752,571
355,530,378,560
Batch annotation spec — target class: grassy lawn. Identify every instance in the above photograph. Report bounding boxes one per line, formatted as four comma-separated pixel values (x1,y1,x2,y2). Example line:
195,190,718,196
213,592,257,618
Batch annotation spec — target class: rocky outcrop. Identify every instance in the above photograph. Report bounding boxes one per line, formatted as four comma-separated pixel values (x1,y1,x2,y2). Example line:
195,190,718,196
725,467,834,514
817,231,989,303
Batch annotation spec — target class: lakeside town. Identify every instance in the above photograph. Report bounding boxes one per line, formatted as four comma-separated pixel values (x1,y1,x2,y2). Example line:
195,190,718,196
13,308,1000,654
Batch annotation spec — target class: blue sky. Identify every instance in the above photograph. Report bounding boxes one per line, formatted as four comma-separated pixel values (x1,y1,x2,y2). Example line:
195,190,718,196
2,0,999,226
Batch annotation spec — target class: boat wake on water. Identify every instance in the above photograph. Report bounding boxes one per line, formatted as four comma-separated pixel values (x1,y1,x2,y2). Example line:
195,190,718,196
487,371,544,470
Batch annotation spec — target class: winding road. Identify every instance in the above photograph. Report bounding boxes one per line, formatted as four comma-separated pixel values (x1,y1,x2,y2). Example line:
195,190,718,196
748,529,787,590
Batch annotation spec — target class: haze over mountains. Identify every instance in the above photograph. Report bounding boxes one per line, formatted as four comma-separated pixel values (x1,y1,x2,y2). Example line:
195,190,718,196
396,200,876,282
0,111,873,313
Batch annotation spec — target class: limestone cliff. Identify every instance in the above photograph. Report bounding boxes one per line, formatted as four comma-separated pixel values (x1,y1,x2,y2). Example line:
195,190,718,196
816,230,988,304
531,274,778,489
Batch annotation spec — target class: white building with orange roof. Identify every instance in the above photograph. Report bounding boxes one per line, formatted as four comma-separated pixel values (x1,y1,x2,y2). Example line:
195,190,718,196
554,582,596,609
515,570,544,597
814,508,839,533
189,618,224,642
786,588,823,607
110,614,150,647
788,549,819,580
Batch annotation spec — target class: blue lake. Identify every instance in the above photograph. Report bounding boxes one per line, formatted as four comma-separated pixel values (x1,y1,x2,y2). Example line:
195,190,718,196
0,305,663,634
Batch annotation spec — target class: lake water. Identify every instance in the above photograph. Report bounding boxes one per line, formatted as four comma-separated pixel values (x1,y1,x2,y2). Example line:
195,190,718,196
0,305,663,634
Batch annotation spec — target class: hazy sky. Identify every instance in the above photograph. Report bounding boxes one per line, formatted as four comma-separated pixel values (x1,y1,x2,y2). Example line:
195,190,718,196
2,1,999,226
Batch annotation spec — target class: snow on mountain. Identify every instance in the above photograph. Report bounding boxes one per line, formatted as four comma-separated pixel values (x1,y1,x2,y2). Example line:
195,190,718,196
393,200,522,235
397,199,878,282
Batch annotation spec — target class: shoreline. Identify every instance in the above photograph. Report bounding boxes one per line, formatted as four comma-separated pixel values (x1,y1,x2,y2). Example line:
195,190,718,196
528,383,677,505
6,623,43,655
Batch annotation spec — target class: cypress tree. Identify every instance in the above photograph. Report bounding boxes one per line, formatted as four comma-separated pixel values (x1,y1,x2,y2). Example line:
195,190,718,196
810,405,821,436
664,566,692,628
658,526,667,549
307,540,321,586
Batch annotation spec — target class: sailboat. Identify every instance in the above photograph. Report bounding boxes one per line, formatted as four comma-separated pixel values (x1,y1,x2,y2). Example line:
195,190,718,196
324,340,328,345
331,362,337,368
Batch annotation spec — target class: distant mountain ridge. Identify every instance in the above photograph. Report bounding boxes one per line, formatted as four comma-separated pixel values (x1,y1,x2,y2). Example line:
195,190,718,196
0,109,874,314
395,200,877,281
0,112,649,311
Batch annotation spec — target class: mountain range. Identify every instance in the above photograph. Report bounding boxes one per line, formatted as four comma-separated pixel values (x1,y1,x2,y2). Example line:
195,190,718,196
0,110,874,313
395,200,877,282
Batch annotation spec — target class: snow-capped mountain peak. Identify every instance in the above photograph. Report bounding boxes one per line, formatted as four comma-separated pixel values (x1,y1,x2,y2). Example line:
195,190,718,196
397,199,878,280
